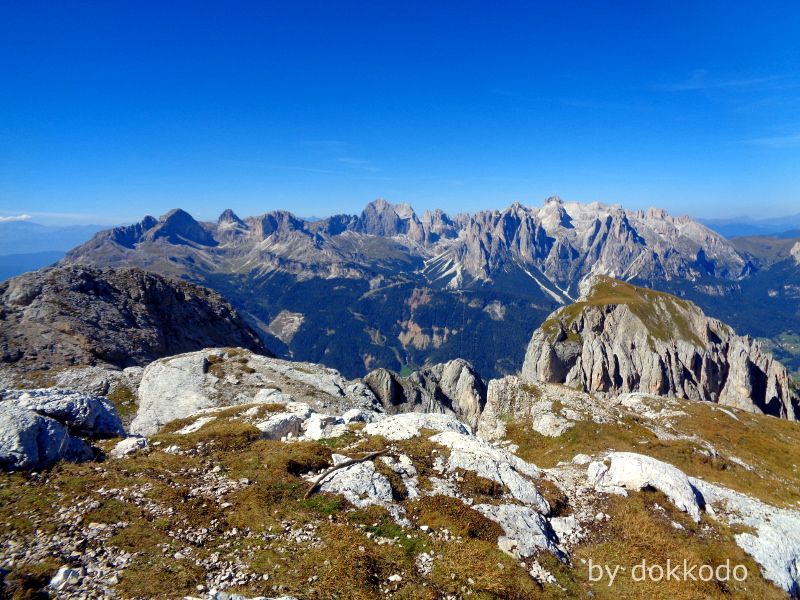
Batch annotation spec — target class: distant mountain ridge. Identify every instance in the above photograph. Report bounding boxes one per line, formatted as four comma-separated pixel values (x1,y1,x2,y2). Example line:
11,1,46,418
66,196,747,296
700,213,800,238
60,198,800,379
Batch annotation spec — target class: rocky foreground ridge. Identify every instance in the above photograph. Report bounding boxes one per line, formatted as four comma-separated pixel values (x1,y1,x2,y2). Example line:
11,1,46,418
1,345,800,598
522,276,799,421
0,266,267,377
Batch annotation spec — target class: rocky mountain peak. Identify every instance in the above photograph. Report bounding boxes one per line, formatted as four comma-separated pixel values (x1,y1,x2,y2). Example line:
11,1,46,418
146,208,218,246
217,208,245,227
250,211,306,240
0,265,267,373
522,276,798,420
357,198,422,239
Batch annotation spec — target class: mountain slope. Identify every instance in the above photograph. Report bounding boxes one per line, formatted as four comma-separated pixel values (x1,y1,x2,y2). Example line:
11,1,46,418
0,265,267,374
521,276,798,420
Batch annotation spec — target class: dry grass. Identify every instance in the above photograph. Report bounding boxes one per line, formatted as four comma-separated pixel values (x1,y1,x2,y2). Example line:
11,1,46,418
407,495,503,542
566,490,787,600
506,401,800,507
1,402,796,599
106,384,137,421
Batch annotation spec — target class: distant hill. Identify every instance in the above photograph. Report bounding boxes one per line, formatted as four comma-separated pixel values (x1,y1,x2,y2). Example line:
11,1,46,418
700,213,800,238
0,221,108,281
0,251,64,282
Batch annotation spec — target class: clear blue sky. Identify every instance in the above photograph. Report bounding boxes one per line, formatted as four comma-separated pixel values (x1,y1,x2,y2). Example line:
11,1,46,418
1,1,799,225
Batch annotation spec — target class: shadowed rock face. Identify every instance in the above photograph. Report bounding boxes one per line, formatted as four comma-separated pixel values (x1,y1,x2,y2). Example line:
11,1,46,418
0,265,267,372
363,359,486,430
521,277,799,420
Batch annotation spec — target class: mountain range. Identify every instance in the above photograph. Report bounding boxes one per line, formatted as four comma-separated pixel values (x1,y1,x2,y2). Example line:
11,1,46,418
60,197,800,379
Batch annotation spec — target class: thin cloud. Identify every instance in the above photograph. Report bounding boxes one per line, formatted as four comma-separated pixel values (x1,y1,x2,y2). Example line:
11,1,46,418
0,213,31,222
336,157,381,172
654,69,788,92
744,132,800,147
301,140,350,149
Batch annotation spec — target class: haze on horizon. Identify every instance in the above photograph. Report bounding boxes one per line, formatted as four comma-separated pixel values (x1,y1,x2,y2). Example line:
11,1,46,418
1,1,799,226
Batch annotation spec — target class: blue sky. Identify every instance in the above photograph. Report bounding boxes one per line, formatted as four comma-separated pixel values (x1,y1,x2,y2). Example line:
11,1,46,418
0,1,799,225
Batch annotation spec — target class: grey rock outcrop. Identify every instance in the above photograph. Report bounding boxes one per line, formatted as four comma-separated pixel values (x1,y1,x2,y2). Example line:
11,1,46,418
521,277,798,420
0,388,124,470
0,265,266,374
131,348,380,435
3,389,125,438
0,403,92,471
363,359,486,430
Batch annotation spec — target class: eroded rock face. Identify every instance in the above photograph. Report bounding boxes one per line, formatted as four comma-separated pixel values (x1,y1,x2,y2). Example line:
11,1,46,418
0,265,266,374
363,359,486,430
522,277,798,420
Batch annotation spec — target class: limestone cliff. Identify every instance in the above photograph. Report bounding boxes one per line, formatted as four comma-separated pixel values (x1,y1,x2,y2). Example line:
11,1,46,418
521,276,798,420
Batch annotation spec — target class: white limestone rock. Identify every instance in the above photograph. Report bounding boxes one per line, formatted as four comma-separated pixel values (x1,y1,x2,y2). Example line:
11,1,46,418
473,503,563,559
2,388,124,438
108,436,149,459
588,452,703,521
429,431,550,513
318,459,395,511
364,413,470,441
302,414,346,440
132,349,380,436
341,408,377,424
175,415,217,435
132,352,215,435
692,478,800,596
255,403,313,440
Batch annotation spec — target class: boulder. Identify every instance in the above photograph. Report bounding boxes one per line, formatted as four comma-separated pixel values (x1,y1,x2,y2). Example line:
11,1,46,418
108,436,149,459
254,403,313,440
364,413,470,441
0,402,93,471
588,452,704,521
4,388,124,438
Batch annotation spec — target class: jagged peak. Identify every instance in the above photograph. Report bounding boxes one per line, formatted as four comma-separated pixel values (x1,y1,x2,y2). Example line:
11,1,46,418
217,208,245,226
141,215,158,228
362,198,417,219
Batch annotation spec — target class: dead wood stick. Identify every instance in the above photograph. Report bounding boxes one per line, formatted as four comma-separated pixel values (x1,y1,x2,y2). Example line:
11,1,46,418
303,449,388,499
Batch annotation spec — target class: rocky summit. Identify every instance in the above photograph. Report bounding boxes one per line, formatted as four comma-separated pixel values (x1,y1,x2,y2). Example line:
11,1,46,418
0,265,267,378
522,276,799,420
